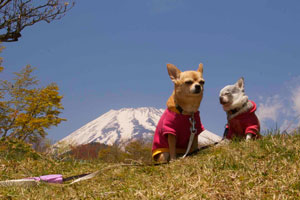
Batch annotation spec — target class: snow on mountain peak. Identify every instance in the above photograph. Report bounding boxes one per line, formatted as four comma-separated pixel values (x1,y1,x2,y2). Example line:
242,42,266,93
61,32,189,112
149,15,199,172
58,107,164,147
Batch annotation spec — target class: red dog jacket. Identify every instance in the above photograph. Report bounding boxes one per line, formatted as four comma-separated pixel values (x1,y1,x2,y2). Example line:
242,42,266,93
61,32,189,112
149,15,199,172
226,100,260,140
152,109,205,158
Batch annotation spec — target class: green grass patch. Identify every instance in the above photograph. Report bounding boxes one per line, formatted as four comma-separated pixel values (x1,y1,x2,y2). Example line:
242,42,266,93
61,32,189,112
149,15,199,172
1,132,300,199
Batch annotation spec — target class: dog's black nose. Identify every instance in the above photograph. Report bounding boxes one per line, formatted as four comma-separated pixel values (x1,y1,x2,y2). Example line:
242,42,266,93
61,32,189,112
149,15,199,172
195,84,201,93
219,97,225,104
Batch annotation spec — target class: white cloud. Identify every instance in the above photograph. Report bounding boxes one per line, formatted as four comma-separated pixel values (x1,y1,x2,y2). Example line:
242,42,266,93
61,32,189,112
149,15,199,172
256,95,283,123
292,86,300,115
280,120,290,132
287,85,300,132
257,83,300,133
280,119,299,133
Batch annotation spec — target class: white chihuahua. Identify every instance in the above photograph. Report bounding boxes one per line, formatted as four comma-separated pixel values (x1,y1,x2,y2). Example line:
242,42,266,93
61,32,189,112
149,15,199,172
219,77,260,140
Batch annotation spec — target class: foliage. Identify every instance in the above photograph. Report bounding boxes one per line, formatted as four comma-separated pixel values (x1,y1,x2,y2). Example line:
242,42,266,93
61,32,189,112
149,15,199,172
0,65,66,143
97,144,126,163
67,140,152,163
70,142,109,160
30,137,53,153
97,140,152,163
0,0,75,42
123,140,152,163
0,137,40,160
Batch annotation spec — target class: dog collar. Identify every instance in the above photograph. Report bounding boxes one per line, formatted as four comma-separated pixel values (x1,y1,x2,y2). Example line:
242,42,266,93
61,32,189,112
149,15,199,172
175,104,195,115
229,101,248,115
175,104,184,114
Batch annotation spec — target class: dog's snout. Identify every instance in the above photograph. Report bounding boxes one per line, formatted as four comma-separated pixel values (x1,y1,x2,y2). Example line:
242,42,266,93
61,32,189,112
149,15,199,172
219,96,226,104
195,84,201,93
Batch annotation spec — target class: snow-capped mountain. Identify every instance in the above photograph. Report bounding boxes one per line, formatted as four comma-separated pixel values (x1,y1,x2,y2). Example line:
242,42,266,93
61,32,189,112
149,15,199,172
56,107,222,148
58,107,164,146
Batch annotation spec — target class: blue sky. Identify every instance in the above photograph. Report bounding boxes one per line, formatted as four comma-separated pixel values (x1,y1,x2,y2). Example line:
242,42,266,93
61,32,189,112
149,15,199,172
1,0,300,142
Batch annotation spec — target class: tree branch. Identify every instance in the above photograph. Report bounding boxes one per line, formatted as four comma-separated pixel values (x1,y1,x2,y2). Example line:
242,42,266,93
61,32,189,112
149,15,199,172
0,0,12,9
0,0,75,42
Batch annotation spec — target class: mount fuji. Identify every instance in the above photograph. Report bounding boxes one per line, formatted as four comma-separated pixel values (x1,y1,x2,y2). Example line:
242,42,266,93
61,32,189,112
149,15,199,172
56,107,222,147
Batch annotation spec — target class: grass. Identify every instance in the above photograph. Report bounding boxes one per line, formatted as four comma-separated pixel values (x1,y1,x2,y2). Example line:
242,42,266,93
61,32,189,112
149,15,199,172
1,133,300,199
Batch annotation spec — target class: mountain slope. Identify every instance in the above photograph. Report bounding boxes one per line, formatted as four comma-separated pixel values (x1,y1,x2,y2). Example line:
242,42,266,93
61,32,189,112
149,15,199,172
58,107,164,146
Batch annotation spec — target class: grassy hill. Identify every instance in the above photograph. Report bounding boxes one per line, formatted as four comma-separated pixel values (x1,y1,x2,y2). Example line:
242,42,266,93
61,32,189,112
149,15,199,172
1,133,300,199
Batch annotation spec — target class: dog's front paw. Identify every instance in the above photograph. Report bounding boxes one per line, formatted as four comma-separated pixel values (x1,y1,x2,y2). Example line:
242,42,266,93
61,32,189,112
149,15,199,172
246,133,253,141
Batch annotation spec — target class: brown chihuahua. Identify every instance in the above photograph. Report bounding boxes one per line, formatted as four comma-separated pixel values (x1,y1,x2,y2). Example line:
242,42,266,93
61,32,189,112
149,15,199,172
152,63,205,162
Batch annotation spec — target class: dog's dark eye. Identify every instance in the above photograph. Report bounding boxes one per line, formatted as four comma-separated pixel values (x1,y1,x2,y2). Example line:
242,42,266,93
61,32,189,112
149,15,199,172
185,81,193,85
199,80,205,85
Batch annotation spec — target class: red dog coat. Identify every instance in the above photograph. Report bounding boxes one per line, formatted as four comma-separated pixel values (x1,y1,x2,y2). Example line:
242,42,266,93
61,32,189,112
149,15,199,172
226,100,260,140
152,109,205,158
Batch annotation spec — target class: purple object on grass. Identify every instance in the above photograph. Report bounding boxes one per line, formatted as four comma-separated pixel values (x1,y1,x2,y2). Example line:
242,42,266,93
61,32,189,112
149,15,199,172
26,174,63,184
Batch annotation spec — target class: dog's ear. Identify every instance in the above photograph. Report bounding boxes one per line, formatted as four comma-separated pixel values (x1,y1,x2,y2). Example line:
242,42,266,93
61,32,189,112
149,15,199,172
197,63,203,75
167,63,181,82
236,77,245,91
